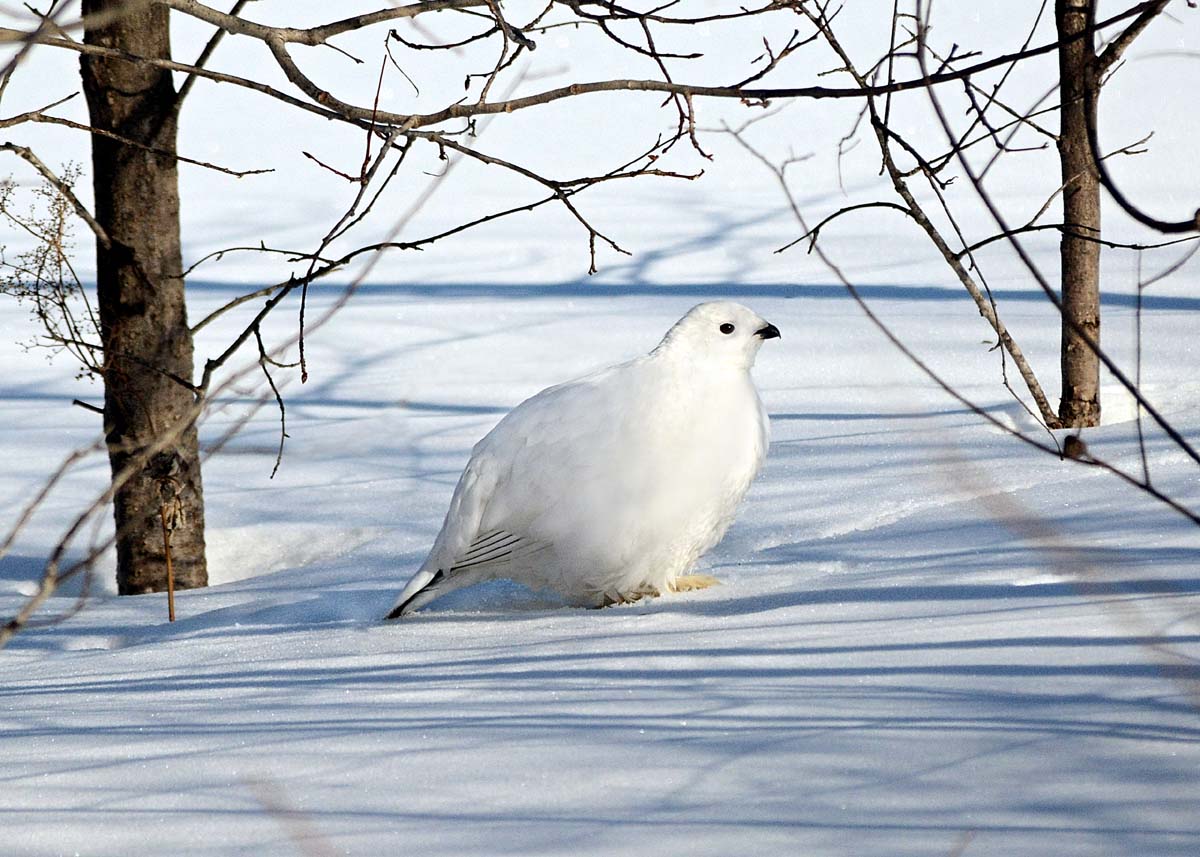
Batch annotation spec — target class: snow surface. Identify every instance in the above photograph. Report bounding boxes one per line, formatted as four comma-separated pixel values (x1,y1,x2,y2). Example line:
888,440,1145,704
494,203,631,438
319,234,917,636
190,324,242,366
3,2,1200,855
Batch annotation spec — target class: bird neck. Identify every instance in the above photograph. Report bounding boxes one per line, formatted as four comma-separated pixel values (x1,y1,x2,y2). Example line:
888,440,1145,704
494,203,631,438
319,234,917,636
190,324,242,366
647,345,754,385
650,340,756,375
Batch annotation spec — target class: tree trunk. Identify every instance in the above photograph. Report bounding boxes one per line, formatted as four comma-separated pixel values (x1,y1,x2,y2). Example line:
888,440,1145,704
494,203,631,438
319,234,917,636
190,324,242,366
81,1,207,594
1056,0,1102,428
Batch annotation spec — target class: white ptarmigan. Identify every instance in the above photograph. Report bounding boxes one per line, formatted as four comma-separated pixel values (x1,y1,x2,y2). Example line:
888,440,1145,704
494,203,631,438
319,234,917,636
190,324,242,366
385,301,779,618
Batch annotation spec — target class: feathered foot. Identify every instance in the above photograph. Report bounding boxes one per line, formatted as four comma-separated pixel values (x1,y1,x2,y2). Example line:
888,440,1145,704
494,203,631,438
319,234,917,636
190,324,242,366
669,574,721,593
597,584,662,607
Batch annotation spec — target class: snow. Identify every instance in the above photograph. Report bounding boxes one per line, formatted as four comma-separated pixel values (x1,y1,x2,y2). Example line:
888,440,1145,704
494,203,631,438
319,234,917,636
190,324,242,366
3,2,1200,855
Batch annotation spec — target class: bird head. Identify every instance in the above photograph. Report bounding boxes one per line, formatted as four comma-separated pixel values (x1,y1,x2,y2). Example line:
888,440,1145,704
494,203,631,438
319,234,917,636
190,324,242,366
654,301,781,369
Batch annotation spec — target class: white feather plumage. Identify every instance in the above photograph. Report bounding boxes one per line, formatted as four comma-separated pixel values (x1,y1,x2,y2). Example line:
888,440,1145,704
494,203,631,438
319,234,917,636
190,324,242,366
386,301,778,617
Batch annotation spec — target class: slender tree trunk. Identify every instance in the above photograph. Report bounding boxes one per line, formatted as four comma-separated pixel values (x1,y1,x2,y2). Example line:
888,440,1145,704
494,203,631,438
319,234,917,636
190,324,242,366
81,1,207,593
1056,0,1102,427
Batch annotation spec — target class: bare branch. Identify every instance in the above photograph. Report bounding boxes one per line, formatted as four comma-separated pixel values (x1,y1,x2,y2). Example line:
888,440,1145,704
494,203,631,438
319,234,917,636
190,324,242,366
176,0,250,107
157,0,492,46
910,0,1200,469
6,109,272,177
1097,0,1171,70
253,325,289,479
795,3,1061,427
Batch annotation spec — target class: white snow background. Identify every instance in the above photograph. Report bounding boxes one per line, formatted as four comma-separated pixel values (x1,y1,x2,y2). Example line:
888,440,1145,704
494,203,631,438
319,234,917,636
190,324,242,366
2,2,1199,855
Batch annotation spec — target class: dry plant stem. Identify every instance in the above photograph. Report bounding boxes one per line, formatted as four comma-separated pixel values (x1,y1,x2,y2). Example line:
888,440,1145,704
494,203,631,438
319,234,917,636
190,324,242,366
0,418,198,645
1,363,248,646
0,159,104,372
161,506,176,621
0,143,110,247
909,0,1200,469
798,4,1061,428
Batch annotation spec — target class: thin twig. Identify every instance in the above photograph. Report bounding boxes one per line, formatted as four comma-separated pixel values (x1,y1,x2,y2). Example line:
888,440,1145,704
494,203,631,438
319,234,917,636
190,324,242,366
0,143,109,247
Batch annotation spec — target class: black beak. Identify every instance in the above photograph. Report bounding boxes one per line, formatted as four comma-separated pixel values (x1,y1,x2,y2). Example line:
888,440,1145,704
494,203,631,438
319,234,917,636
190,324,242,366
755,322,781,340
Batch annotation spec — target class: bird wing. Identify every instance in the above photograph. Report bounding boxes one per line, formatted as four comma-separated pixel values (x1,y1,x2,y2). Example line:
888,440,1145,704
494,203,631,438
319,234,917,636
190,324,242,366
474,370,638,527
448,528,551,574
388,359,650,617
387,438,559,617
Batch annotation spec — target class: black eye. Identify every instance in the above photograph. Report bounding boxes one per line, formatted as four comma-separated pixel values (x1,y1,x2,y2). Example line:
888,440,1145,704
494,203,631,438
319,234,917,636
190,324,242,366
719,323,735,335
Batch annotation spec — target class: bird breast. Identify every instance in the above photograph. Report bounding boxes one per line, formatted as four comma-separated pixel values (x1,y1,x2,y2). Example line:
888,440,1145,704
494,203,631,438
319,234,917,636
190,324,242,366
579,366,763,572
473,360,767,597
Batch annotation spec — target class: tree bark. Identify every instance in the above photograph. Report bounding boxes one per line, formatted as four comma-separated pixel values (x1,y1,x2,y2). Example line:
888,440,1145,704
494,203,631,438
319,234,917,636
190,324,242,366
81,1,207,594
1056,0,1102,427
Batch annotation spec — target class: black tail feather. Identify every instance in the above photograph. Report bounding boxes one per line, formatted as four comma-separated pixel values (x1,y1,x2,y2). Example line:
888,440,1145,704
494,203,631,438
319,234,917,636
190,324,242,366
384,569,445,620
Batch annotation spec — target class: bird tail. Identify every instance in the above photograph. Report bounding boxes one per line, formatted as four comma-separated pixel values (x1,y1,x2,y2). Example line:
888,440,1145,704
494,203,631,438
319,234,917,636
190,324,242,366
384,568,446,619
